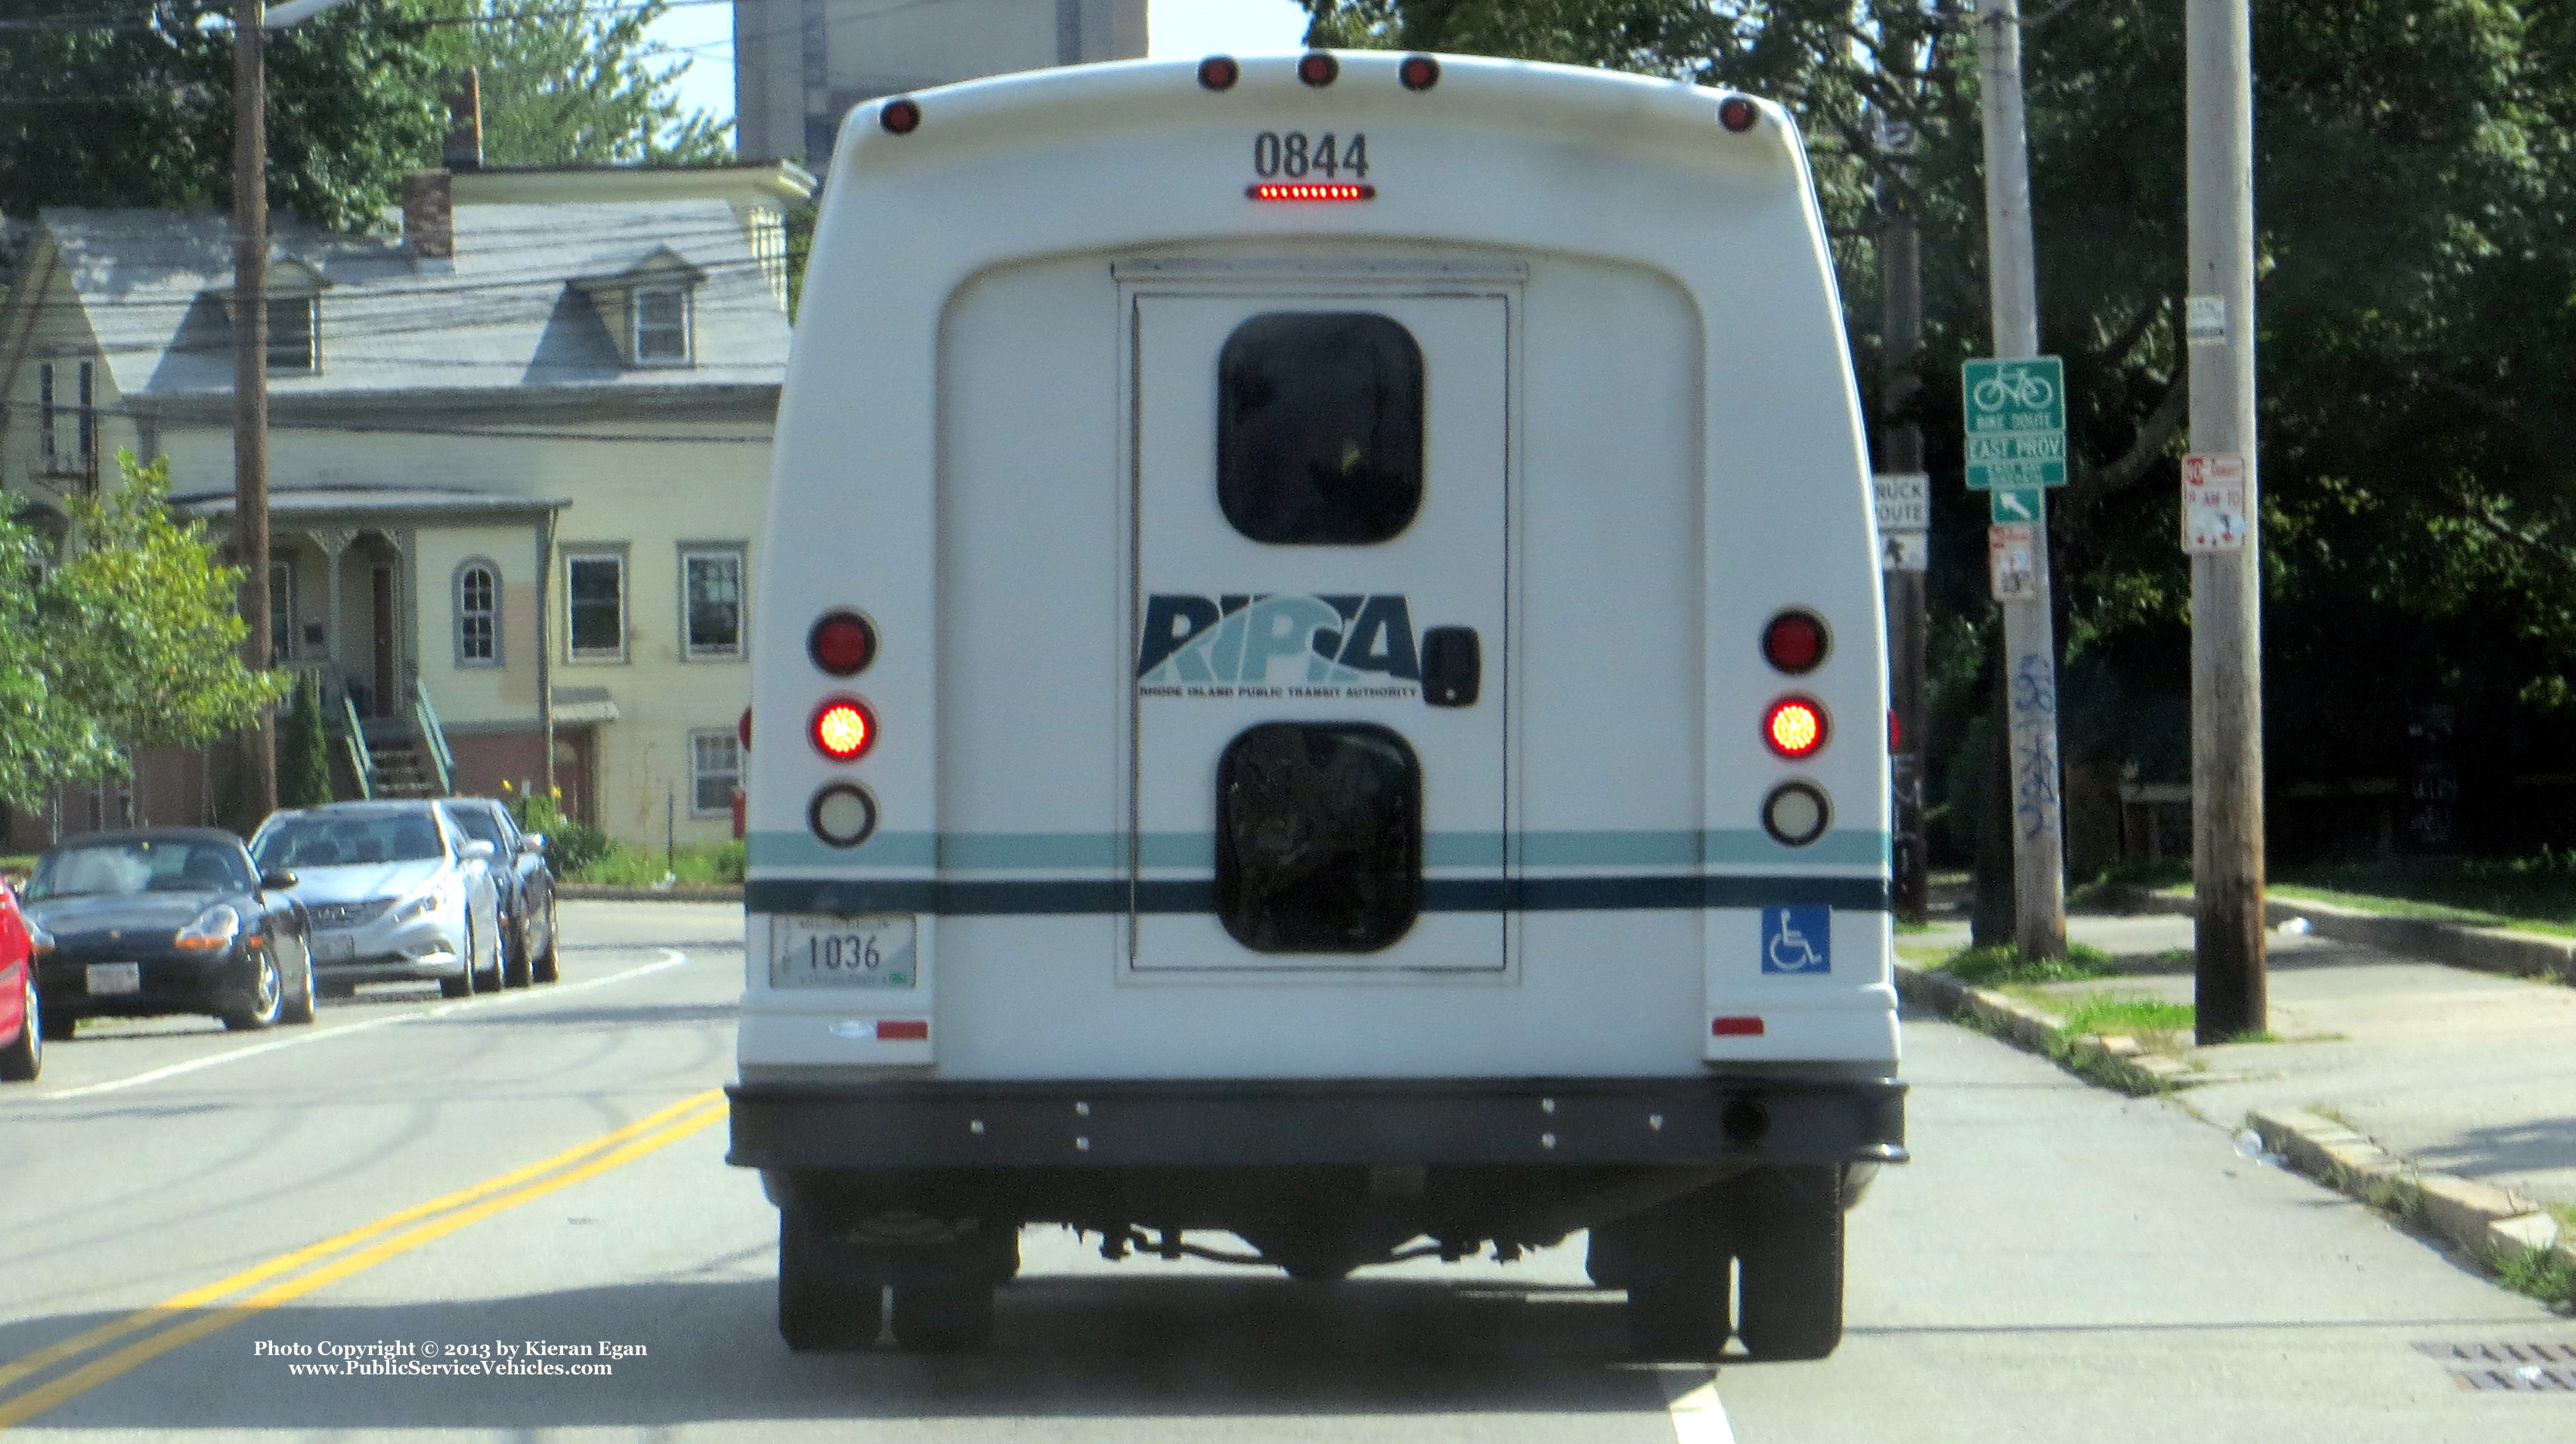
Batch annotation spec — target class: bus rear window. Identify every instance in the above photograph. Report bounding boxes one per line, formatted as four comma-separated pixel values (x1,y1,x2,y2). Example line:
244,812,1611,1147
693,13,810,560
1215,722,1421,953
1217,312,1423,544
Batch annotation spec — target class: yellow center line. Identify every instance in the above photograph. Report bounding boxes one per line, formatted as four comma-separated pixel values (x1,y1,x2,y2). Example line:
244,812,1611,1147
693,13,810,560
0,1090,727,1425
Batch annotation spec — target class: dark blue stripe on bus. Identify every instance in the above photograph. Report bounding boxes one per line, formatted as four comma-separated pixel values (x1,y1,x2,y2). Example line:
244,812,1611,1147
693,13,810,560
745,874,1891,917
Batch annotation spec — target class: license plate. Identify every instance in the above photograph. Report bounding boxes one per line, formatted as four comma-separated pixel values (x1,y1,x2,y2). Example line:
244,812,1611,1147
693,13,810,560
312,933,357,962
770,915,916,989
86,963,141,996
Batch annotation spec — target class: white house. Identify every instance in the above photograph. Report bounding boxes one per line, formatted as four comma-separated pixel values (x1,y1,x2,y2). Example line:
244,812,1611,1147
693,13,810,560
0,160,808,850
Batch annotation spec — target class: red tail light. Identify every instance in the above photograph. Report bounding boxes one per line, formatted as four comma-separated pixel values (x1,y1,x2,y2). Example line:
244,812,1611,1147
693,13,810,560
1765,697,1828,759
1761,610,1828,673
1398,55,1441,91
880,97,921,135
1712,1016,1766,1037
812,698,875,762
1197,55,1240,91
1298,52,1339,87
809,611,878,676
1718,96,1757,132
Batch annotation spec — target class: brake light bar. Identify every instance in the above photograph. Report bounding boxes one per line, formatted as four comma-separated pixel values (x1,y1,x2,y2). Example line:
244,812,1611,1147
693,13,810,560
1248,182,1375,203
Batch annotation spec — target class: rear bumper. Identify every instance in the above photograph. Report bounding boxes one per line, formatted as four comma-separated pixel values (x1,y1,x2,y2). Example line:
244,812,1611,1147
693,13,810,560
726,1074,1906,1172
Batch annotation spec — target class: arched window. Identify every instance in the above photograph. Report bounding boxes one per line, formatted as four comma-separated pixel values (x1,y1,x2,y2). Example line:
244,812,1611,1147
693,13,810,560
454,559,501,666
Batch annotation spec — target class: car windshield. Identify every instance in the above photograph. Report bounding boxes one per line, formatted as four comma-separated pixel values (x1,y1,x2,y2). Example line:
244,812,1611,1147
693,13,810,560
252,814,446,869
25,839,251,901
441,805,509,849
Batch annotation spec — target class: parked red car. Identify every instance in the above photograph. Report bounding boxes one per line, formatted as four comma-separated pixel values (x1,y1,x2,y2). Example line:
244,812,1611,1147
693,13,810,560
2,874,40,1082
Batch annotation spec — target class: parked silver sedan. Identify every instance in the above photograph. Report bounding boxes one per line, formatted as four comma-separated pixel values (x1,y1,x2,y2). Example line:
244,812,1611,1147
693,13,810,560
248,802,503,999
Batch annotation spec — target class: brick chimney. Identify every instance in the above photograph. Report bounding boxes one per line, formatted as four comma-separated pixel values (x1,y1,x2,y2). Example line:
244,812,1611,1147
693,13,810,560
443,68,483,171
403,170,453,261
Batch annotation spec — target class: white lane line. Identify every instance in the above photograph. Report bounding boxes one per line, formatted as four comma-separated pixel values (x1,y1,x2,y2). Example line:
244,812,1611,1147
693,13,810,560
34,950,692,1102
1663,1370,1735,1444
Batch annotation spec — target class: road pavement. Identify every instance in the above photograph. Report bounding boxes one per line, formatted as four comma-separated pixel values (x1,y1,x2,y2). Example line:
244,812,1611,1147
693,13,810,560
2,901,2569,1441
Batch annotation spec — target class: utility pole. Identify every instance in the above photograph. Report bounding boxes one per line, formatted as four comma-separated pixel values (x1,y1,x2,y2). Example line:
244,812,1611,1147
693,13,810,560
2186,0,2266,1040
1878,110,1929,924
1974,0,2068,958
232,0,276,824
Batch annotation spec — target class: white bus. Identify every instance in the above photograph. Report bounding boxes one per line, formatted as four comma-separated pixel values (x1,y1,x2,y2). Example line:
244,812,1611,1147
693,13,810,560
729,49,1904,1360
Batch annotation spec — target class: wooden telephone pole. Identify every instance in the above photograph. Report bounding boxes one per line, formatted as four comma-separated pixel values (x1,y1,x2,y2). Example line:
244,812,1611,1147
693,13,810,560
2186,0,2267,1040
233,0,276,823
1975,0,2069,959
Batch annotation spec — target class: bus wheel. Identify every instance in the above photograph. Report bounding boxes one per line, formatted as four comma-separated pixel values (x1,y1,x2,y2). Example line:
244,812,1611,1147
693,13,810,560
777,1213,879,1353
1732,1164,1844,1361
889,1279,995,1352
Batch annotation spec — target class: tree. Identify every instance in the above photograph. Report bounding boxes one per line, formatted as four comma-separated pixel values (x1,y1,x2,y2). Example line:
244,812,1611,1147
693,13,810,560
418,2,731,165
30,453,291,763
0,511,120,810
1305,1,2576,854
278,671,336,807
0,1,447,230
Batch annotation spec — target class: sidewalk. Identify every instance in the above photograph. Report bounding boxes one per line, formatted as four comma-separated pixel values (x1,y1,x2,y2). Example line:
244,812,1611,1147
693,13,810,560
1906,909,2576,1212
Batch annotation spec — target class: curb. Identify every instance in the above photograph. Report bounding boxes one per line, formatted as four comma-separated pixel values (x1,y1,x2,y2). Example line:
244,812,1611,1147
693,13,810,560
557,883,744,902
2246,1107,2576,1289
1893,962,2192,1095
2119,886,2576,986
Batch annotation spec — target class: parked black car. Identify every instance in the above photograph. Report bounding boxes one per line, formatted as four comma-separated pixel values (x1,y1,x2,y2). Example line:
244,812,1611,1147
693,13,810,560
23,828,314,1034
439,798,558,987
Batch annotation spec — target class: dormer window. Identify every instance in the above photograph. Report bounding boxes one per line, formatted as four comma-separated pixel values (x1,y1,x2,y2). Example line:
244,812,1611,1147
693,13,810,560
631,285,691,365
268,295,318,373
576,247,705,371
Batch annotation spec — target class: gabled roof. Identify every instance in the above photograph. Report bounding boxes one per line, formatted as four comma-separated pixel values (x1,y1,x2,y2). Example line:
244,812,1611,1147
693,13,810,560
29,199,788,405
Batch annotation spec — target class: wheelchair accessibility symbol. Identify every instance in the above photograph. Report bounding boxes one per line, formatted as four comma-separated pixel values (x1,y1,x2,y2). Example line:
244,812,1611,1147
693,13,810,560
1762,905,1832,975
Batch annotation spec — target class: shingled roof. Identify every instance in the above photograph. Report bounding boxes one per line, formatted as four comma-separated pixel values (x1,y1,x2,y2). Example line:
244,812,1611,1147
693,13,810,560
30,199,788,407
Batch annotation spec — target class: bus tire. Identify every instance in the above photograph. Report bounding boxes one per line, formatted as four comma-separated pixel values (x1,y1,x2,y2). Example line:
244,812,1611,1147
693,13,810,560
1732,1164,1844,1361
777,1213,880,1353
889,1280,995,1352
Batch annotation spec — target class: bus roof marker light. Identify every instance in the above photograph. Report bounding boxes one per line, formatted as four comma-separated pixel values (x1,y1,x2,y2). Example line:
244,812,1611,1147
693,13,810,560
1764,697,1828,759
880,97,921,135
812,697,876,762
1248,183,1376,203
1298,52,1339,87
1197,56,1239,91
1399,55,1441,91
1718,95,1757,132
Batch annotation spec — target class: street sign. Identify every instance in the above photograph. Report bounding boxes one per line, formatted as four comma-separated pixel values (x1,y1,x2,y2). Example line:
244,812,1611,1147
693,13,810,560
1880,531,1928,572
1989,523,2037,601
1988,487,2043,524
1872,472,1929,532
1962,356,2067,490
2181,452,2247,552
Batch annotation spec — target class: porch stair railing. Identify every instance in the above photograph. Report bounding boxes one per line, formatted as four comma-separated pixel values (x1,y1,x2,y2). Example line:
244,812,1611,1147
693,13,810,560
336,689,375,801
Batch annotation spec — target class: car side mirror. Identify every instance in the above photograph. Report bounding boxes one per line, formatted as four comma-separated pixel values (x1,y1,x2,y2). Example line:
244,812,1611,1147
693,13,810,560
459,840,497,862
259,870,299,891
519,833,546,855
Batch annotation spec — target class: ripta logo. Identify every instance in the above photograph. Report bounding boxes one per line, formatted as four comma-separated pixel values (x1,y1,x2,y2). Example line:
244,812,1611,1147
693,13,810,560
1137,594,1421,685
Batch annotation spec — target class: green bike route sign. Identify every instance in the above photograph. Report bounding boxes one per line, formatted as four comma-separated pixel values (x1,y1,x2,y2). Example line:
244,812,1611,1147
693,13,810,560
1962,357,2067,490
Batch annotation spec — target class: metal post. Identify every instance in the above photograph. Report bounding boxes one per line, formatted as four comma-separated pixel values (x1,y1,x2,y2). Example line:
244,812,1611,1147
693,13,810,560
1976,0,2068,957
1880,131,1929,923
232,0,277,823
2187,0,2266,1040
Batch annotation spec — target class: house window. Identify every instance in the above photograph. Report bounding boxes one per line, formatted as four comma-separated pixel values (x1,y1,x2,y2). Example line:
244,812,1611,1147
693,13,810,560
269,561,295,659
36,361,94,470
455,559,501,666
268,295,317,373
631,286,691,365
680,546,745,658
689,729,741,816
565,552,626,661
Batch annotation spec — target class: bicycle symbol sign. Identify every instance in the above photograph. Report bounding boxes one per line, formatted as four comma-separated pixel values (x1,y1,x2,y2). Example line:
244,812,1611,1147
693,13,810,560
1761,905,1832,976
1961,357,2067,490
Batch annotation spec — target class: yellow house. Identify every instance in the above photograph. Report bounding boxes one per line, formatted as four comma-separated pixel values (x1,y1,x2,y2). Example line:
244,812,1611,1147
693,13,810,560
0,161,810,850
